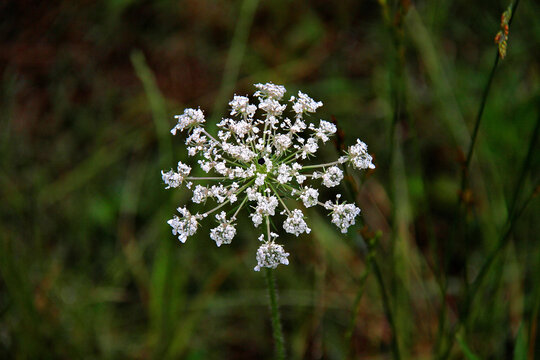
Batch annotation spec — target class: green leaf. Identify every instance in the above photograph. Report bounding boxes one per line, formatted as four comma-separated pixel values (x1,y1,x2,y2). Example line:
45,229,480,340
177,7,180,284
456,335,481,360
513,322,527,360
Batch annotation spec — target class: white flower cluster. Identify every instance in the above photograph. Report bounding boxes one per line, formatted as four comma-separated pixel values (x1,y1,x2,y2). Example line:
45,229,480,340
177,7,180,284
163,83,375,271
254,234,290,271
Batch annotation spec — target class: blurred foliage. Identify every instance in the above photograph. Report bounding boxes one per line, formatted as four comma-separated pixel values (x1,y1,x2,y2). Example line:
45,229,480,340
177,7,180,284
1,0,539,359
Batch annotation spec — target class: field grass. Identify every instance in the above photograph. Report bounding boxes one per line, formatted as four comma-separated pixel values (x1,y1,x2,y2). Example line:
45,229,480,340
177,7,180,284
1,0,539,358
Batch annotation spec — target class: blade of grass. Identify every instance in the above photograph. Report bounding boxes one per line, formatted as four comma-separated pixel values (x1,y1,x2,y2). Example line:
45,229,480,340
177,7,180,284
38,128,148,205
131,51,189,356
131,50,173,167
0,236,42,356
117,154,151,305
208,0,259,128
514,322,527,360
164,255,240,359
345,235,377,360
456,335,481,360
467,97,538,310
405,6,470,149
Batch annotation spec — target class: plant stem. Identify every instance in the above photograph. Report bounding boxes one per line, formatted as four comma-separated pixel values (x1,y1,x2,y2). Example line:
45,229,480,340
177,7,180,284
372,257,402,360
267,182,292,216
186,177,229,181
345,236,377,359
468,107,540,304
265,267,285,360
437,3,522,359
301,160,343,170
438,185,536,360
457,0,520,208
457,51,499,207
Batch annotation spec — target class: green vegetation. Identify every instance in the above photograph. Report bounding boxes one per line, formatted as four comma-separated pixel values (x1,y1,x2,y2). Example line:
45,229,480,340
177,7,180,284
1,0,539,358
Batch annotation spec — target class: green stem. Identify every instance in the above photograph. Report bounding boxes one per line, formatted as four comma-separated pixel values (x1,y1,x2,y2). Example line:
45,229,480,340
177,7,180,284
438,3,522,359
372,258,402,360
265,268,285,360
267,182,292,216
202,179,254,217
231,194,249,219
458,0,520,208
466,106,539,305
186,177,228,181
438,186,535,360
301,160,343,170
345,236,377,358
507,101,540,219
457,52,499,207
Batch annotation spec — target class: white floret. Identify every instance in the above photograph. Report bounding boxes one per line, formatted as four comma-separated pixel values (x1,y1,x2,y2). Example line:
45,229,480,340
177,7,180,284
210,212,237,247
276,164,292,184
192,185,209,203
283,209,311,236
274,134,292,153
253,241,290,271
250,194,279,227
298,187,319,208
324,200,361,233
229,95,257,118
310,119,336,143
259,98,286,118
161,161,191,189
299,138,319,159
290,91,323,118
171,108,205,135
167,207,200,243
254,82,287,100
321,166,344,188
348,139,375,170
161,170,183,189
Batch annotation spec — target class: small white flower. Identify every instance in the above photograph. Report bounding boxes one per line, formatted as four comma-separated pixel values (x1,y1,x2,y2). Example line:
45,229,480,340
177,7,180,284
295,137,319,159
274,134,292,154
167,207,201,243
192,185,209,203
321,166,344,188
283,209,311,236
210,212,237,247
229,95,257,118
254,82,287,100
298,187,319,208
161,170,183,189
254,241,290,271
171,108,205,135
255,173,267,186
324,198,361,233
310,119,336,143
348,139,375,170
259,98,286,117
276,164,292,184
290,91,323,117
161,161,191,189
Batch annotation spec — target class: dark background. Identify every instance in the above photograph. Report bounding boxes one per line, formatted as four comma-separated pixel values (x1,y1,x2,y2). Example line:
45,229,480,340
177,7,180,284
1,0,539,359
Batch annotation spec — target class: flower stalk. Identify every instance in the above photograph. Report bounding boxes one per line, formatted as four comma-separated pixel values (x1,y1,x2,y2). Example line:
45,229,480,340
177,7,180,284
265,267,285,360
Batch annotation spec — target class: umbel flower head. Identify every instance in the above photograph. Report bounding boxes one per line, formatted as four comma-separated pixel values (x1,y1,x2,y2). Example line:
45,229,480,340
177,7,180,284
162,83,375,271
